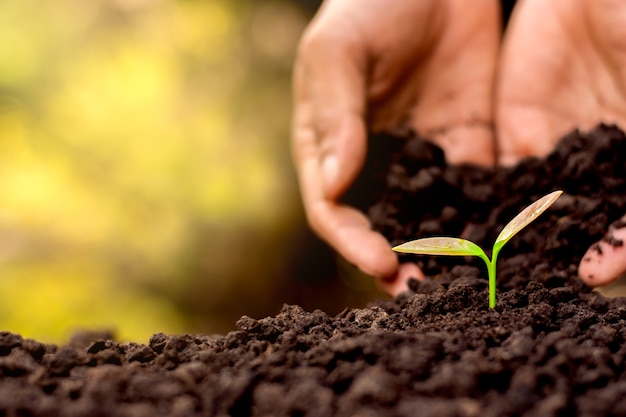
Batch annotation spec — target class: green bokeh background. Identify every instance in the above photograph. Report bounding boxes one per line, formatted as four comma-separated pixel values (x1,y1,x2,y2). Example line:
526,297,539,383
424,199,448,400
0,0,381,344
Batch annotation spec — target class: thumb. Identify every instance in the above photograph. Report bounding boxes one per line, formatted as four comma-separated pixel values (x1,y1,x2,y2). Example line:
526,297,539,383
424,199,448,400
579,215,626,286
296,26,368,200
317,114,367,200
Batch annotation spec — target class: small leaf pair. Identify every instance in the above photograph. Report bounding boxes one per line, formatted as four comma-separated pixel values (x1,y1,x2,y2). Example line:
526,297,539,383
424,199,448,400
393,190,563,308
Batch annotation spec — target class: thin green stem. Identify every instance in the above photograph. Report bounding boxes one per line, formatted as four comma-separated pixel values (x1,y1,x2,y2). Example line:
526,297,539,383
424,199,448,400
487,259,496,308
475,251,496,309
488,250,500,309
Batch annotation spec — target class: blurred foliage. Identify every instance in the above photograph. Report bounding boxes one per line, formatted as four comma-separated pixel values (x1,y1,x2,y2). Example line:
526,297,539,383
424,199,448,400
0,0,357,343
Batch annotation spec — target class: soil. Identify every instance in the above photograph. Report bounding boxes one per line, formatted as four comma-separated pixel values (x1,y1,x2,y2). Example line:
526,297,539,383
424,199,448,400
2,124,626,417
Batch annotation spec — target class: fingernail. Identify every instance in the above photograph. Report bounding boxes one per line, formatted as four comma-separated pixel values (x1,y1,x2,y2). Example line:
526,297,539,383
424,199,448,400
321,155,338,191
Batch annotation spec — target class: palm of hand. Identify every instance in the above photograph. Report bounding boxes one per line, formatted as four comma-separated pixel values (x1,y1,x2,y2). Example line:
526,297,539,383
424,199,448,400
360,0,499,167
498,0,626,287
293,0,626,294
497,0,626,164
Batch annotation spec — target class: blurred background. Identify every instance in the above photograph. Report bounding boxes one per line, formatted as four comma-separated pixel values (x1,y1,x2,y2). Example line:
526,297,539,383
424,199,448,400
0,0,383,344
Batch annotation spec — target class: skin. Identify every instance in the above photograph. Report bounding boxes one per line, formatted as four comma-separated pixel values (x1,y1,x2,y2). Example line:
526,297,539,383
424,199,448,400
498,0,626,287
292,0,626,295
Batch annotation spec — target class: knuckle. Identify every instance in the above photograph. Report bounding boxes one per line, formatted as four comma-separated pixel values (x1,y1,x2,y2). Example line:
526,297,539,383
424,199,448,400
297,24,332,61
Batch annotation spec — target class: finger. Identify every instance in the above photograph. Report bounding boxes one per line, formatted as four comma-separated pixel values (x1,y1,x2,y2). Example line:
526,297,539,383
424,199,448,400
292,67,398,281
495,0,572,164
431,124,495,167
295,14,368,201
579,215,626,286
378,262,424,297
495,0,597,165
407,0,499,167
291,9,400,281
305,186,401,279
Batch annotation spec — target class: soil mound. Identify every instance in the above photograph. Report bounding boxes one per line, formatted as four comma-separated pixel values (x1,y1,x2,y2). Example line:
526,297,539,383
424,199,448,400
1,125,626,416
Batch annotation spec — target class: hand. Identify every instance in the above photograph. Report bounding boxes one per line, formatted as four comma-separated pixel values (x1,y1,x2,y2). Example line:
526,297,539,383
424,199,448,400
579,215,626,286
292,0,500,295
495,0,626,285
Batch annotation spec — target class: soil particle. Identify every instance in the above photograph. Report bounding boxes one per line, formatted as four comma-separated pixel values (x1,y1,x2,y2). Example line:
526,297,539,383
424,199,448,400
1,124,626,416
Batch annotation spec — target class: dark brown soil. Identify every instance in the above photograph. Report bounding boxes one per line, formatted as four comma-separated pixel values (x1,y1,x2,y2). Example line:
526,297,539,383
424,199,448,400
2,125,626,417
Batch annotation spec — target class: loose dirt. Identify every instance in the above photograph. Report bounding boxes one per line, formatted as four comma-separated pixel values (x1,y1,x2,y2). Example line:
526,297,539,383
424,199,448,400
1,125,626,416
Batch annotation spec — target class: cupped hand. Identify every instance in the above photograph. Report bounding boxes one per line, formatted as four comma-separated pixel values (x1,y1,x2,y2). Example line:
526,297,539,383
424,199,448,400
292,0,500,295
495,0,626,286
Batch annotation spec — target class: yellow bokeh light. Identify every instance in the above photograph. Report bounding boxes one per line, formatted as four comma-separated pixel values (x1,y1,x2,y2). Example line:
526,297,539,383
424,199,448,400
0,0,309,343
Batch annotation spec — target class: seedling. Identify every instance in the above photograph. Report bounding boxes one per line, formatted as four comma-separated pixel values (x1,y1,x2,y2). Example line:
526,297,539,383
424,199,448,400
392,190,563,309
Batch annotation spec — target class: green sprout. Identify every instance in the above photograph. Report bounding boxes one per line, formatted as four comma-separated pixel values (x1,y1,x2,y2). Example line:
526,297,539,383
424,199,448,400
392,190,563,309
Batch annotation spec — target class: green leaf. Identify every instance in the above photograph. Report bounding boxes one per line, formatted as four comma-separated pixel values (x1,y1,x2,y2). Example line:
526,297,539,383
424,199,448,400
495,190,563,246
393,237,485,257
